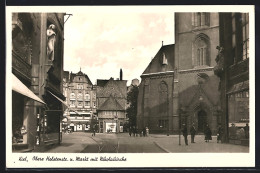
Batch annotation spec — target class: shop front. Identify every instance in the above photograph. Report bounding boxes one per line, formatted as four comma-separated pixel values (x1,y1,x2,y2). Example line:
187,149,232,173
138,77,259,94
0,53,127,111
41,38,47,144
12,74,46,151
227,81,249,146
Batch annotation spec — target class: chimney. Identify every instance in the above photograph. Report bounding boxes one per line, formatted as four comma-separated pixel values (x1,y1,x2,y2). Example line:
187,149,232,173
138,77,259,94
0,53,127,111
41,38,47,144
120,68,123,80
162,41,163,46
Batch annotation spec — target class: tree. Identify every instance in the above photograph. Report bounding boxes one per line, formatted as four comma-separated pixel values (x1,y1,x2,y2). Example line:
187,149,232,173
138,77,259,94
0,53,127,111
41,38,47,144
126,85,139,128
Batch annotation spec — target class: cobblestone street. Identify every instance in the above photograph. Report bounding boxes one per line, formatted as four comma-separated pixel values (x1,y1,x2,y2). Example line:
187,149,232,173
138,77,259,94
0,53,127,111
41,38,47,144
37,132,249,153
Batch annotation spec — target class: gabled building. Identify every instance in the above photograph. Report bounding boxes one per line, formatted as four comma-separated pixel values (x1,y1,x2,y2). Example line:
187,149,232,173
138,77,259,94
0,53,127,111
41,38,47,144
63,69,97,132
137,44,175,133
97,70,127,133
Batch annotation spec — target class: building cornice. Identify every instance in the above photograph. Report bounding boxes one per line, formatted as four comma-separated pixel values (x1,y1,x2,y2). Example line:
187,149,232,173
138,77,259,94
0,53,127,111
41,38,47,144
141,71,174,78
178,25,219,35
178,67,214,74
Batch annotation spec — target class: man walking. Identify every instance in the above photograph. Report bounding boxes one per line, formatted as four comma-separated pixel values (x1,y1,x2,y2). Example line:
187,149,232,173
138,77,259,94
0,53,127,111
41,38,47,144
190,123,196,143
182,124,188,145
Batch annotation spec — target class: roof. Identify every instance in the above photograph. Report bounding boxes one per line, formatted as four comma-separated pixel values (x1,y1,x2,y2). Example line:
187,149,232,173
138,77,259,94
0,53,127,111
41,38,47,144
98,78,127,98
63,70,93,85
98,95,124,111
142,44,175,75
97,79,109,87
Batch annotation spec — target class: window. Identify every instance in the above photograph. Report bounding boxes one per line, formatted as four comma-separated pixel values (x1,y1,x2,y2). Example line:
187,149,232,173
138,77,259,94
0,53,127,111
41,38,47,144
193,34,210,67
192,13,210,27
70,100,75,107
231,13,236,64
232,13,249,63
162,53,168,65
92,93,96,100
228,90,249,140
85,101,90,107
77,84,83,89
144,78,150,99
85,93,90,100
78,101,83,108
70,92,75,99
77,93,83,100
93,101,96,108
159,81,168,115
242,13,249,60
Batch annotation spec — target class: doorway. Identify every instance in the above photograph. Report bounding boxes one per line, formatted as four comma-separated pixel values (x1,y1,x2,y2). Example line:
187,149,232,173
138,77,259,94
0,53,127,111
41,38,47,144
198,110,207,132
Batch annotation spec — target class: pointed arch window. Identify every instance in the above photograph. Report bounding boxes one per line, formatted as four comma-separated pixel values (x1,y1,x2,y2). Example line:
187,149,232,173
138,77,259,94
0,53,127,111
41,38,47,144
193,34,211,67
159,81,168,115
192,13,210,27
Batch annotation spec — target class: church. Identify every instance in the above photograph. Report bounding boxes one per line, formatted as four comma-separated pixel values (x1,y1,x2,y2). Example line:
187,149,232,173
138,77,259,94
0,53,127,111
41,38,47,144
137,13,221,134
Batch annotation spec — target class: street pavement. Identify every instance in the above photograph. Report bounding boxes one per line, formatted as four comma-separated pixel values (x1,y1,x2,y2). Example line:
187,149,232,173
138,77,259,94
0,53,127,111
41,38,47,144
36,132,249,153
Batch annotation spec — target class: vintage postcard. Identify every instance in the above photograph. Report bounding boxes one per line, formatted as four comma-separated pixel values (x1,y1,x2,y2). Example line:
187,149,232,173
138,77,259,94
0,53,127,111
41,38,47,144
6,5,255,168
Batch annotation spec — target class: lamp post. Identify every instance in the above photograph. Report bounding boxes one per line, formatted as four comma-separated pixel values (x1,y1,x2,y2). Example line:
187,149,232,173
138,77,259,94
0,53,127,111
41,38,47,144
114,93,118,134
179,108,181,145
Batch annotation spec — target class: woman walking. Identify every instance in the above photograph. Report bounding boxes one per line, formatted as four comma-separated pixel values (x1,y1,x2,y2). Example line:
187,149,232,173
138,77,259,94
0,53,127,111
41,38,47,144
204,124,212,142
217,125,223,143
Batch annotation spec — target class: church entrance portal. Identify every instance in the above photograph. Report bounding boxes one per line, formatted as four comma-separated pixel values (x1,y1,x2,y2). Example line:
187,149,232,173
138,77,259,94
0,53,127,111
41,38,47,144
198,110,207,132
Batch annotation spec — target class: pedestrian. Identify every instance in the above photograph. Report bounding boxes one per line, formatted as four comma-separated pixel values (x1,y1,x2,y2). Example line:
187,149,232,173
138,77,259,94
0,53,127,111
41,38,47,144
244,123,249,139
129,127,132,137
133,126,136,137
182,124,188,145
143,127,146,137
204,124,212,142
217,125,223,143
146,127,149,137
92,124,96,136
190,123,196,143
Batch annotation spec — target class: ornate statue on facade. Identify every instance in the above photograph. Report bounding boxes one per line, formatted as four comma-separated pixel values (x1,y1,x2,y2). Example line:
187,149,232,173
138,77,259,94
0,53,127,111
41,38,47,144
47,24,56,61
214,46,224,77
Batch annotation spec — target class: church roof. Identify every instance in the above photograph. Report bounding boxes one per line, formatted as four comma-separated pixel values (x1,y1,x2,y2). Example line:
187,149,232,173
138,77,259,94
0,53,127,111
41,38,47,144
98,95,125,111
142,44,175,75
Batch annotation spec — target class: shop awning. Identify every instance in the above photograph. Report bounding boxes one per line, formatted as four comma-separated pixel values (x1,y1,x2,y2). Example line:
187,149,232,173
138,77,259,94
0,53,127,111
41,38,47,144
47,90,68,107
12,73,46,104
47,90,81,116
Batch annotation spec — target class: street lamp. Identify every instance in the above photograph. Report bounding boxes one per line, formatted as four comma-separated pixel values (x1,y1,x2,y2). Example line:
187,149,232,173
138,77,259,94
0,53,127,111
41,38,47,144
178,107,182,145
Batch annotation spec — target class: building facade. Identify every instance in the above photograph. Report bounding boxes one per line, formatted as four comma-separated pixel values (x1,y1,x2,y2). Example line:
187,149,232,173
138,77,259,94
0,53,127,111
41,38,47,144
137,44,175,133
174,13,221,135
137,13,221,134
214,13,249,145
12,13,65,152
97,70,127,133
63,70,97,132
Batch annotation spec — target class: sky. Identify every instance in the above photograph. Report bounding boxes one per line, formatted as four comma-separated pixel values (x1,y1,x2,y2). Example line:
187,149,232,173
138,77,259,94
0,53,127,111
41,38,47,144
63,7,175,85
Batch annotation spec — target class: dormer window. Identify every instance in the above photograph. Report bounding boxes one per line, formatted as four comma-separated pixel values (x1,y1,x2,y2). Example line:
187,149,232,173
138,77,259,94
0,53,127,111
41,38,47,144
162,53,168,65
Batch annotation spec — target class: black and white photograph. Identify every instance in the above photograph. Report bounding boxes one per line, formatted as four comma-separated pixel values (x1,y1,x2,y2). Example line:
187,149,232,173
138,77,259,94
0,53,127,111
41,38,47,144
6,5,255,168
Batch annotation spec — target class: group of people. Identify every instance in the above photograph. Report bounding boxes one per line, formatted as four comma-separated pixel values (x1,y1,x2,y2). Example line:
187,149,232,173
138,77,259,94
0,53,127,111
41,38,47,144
182,123,224,145
129,126,149,137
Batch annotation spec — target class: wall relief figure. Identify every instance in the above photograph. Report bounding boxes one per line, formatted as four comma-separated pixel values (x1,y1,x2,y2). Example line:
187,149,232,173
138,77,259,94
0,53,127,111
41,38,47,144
47,24,56,61
214,46,224,77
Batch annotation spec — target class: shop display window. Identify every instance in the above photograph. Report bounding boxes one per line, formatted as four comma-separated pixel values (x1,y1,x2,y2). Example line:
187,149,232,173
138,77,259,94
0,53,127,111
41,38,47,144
228,90,249,140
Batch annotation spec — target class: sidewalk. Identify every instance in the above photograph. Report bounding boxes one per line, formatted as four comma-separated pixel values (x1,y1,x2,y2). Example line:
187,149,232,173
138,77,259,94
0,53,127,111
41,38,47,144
151,134,249,153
